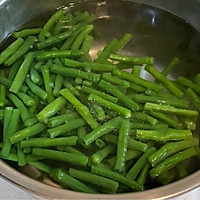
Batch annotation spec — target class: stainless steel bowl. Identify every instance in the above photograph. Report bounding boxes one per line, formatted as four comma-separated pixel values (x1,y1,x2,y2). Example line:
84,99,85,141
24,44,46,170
0,0,200,199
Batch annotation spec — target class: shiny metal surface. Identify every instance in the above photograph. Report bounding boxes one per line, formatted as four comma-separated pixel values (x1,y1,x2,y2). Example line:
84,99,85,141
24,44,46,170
0,0,200,199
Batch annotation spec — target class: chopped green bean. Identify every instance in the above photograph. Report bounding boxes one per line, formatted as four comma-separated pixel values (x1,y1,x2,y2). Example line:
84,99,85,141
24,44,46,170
53,75,64,96
115,120,130,172
28,161,52,174
20,136,77,148
88,94,131,118
149,147,197,178
80,117,122,146
8,93,30,122
37,30,73,49
145,65,184,98
50,169,97,193
60,88,98,129
96,39,119,63
91,103,106,121
98,80,140,111
135,129,193,142
81,85,118,103
177,76,200,95
36,96,67,123
24,117,38,127
65,58,116,72
113,33,133,53
185,88,200,112
0,38,24,65
146,111,179,128
126,147,156,180
16,92,36,107
101,134,148,152
113,69,163,92
47,118,86,138
39,9,65,41
131,94,189,109
110,54,153,65
71,25,94,50
17,142,26,166
8,58,23,81
30,65,42,85
131,112,158,125
47,111,79,128
9,53,34,94
0,70,6,107
91,145,115,164
144,102,198,117
9,122,46,144
26,78,48,100
34,50,84,60
41,62,54,103
132,65,141,76
91,165,143,191
5,36,36,66
51,64,100,83
136,163,150,186
33,148,88,166
161,57,180,76
69,168,118,193
13,28,42,38
148,139,199,167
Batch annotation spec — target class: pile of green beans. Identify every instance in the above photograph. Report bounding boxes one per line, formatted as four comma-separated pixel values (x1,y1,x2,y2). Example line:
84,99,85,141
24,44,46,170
0,9,200,194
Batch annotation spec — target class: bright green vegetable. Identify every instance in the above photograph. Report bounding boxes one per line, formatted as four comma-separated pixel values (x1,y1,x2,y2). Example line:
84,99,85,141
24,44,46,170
148,139,199,166
65,58,116,71
20,136,77,148
37,96,67,123
88,94,131,118
101,134,148,152
51,64,100,83
0,38,24,65
25,77,48,100
60,88,98,129
9,123,46,144
39,9,65,41
69,168,119,193
47,118,86,138
81,85,118,103
98,80,140,111
34,50,84,60
50,169,97,193
145,65,184,98
13,28,42,38
33,148,88,166
91,145,114,164
8,93,30,122
115,120,130,172
71,24,94,50
126,147,156,180
149,147,197,178
113,69,163,92
0,70,6,107
5,36,35,66
135,129,193,142
144,102,198,117
47,111,79,128
80,117,122,146
9,53,34,94
110,53,153,65
161,57,180,76
91,165,143,191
